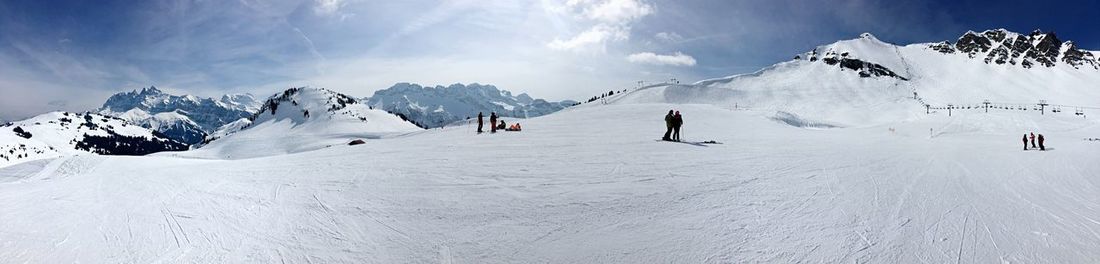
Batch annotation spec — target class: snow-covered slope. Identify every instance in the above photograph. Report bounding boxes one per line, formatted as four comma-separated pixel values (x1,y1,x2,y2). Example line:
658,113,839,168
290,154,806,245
2,101,1098,262
184,87,422,159
610,30,1100,127
366,83,577,128
0,112,188,167
98,86,260,144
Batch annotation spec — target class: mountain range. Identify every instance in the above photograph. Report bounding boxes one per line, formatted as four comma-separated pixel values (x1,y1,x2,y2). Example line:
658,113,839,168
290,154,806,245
3,28,1098,168
615,28,1099,127
97,86,261,144
365,83,577,128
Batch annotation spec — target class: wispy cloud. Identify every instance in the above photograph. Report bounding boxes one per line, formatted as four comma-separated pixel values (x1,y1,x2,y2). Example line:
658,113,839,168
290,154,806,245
654,32,683,42
626,51,696,66
547,0,653,53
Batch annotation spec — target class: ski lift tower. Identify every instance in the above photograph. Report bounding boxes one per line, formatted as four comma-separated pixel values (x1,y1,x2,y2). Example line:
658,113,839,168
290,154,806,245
947,104,954,116
1038,100,1049,115
670,78,678,84
637,80,644,88
983,100,991,113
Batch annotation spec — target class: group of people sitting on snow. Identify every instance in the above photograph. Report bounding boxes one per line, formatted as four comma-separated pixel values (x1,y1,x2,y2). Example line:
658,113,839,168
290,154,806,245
1024,132,1046,151
477,112,521,134
662,110,684,141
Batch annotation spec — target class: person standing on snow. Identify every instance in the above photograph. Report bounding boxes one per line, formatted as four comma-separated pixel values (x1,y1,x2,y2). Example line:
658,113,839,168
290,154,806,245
672,111,683,142
490,112,498,133
1030,132,1037,149
477,112,484,134
1038,134,1046,151
663,110,674,141
1022,134,1029,150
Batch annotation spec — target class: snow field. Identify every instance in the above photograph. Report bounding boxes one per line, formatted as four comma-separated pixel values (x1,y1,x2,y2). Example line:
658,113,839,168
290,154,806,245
2,102,1098,263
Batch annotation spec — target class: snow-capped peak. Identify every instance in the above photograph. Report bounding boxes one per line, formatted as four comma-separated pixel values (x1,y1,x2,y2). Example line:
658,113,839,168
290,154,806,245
859,32,877,41
189,87,421,159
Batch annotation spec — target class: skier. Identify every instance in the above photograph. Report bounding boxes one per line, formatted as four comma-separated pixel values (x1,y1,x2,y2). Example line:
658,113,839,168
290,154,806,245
672,111,683,142
1038,134,1046,151
1030,132,1037,149
490,112,498,133
1022,134,1028,150
477,112,484,134
662,110,674,141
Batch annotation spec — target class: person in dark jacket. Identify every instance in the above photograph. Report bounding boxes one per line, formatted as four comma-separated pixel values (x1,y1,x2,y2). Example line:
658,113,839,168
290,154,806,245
662,110,674,141
1022,134,1028,150
490,112,498,133
1030,132,1037,149
1038,134,1046,151
477,112,484,134
672,111,683,142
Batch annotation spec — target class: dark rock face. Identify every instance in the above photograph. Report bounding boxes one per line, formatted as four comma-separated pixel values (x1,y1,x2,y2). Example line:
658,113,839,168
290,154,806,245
955,31,992,57
930,41,955,54
985,46,1012,65
1062,42,1100,69
823,57,908,80
12,126,31,139
933,29,1099,69
815,49,908,81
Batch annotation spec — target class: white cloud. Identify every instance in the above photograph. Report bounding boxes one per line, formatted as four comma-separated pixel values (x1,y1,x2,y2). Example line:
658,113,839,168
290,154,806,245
580,0,654,24
547,24,629,52
548,0,653,53
313,0,354,20
314,0,343,14
626,51,696,66
654,32,683,42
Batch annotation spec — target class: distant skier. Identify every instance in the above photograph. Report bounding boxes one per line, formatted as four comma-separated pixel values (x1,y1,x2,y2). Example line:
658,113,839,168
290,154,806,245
1030,132,1037,149
477,112,484,134
490,112,498,133
672,111,683,142
1038,134,1046,151
662,110,674,141
1022,134,1028,150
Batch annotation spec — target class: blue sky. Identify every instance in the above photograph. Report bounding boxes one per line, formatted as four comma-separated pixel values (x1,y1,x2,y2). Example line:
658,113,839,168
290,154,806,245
1,0,1097,121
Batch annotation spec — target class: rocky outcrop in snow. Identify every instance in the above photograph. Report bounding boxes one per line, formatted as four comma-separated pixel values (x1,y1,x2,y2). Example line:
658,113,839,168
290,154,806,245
365,83,577,128
798,33,909,80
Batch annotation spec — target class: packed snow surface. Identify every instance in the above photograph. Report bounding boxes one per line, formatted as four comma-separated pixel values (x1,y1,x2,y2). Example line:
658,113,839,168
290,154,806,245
2,100,1098,263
